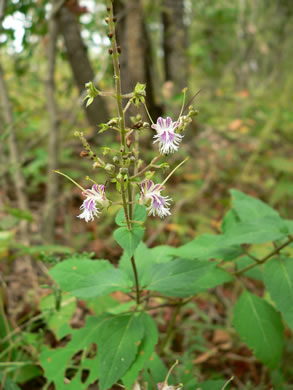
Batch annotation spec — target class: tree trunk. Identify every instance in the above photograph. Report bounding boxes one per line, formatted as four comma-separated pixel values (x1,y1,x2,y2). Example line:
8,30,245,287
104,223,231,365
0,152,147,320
42,1,60,243
162,0,188,93
114,0,163,122
56,2,109,129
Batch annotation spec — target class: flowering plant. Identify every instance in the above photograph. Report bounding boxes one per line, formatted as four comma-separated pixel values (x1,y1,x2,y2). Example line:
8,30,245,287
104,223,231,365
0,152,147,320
39,2,293,389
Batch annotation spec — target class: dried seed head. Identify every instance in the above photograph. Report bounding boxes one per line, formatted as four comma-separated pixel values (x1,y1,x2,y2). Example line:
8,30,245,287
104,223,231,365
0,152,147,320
80,150,89,157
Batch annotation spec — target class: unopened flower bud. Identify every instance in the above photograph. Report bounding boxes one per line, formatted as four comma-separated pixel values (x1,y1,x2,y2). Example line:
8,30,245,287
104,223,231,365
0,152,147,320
113,156,120,164
105,17,109,23
119,167,128,175
93,162,100,169
105,163,115,174
130,156,136,164
108,48,113,55
117,46,121,54
108,32,113,39
113,17,117,22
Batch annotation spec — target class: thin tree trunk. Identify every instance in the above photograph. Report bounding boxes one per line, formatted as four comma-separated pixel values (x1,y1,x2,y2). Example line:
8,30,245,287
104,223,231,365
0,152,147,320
114,0,163,122
162,0,188,93
42,1,60,243
56,2,109,129
0,0,38,288
0,66,30,242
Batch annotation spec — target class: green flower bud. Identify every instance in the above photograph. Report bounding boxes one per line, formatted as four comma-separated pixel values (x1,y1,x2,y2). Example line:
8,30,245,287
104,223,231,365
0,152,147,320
105,163,116,174
119,167,128,175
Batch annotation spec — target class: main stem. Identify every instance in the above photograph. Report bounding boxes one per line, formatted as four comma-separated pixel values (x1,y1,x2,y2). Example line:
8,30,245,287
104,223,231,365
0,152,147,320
107,0,127,155
107,1,140,305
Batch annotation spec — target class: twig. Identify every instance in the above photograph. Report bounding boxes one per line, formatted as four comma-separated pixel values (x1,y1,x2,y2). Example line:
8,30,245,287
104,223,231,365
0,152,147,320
235,236,293,276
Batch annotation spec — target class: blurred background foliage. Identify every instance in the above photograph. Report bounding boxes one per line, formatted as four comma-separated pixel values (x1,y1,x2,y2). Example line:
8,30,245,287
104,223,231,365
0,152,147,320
1,0,293,388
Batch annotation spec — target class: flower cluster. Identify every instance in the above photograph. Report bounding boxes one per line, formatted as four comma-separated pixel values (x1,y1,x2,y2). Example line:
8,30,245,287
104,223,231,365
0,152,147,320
152,117,183,155
75,114,189,222
139,179,172,218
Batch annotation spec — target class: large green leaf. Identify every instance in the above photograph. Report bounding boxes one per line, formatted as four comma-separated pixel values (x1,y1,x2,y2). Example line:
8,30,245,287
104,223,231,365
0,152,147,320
119,242,154,282
114,226,144,257
122,312,158,389
233,291,283,368
230,189,280,222
221,209,240,234
0,375,21,390
41,313,144,390
40,315,109,390
97,313,144,390
40,293,76,336
119,242,175,286
220,216,289,245
145,259,215,297
191,266,233,294
264,257,293,330
49,258,132,299
174,234,242,261
143,353,170,388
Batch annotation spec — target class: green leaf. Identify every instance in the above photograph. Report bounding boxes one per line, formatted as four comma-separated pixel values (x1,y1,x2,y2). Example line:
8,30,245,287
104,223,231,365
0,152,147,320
230,189,280,222
145,259,215,297
264,257,293,330
0,375,21,390
40,315,108,390
119,242,154,282
133,204,147,223
195,379,227,390
236,256,263,280
150,245,177,263
233,291,283,368
115,205,147,226
174,234,242,261
191,266,233,294
114,226,144,257
221,209,240,233
49,258,132,299
115,207,127,226
221,216,289,245
143,353,169,387
97,313,145,390
122,313,158,389
40,293,76,336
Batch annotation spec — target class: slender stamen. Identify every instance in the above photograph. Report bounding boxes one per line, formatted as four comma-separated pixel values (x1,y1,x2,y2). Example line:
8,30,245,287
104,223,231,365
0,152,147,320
161,157,189,186
54,170,85,191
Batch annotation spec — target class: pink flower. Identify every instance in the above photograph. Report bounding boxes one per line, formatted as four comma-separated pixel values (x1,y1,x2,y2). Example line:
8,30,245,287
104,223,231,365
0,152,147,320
139,179,172,218
152,117,183,154
78,184,109,222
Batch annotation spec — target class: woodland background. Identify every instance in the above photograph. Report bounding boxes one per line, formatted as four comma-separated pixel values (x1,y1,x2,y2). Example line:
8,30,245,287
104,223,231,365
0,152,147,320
1,0,293,389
